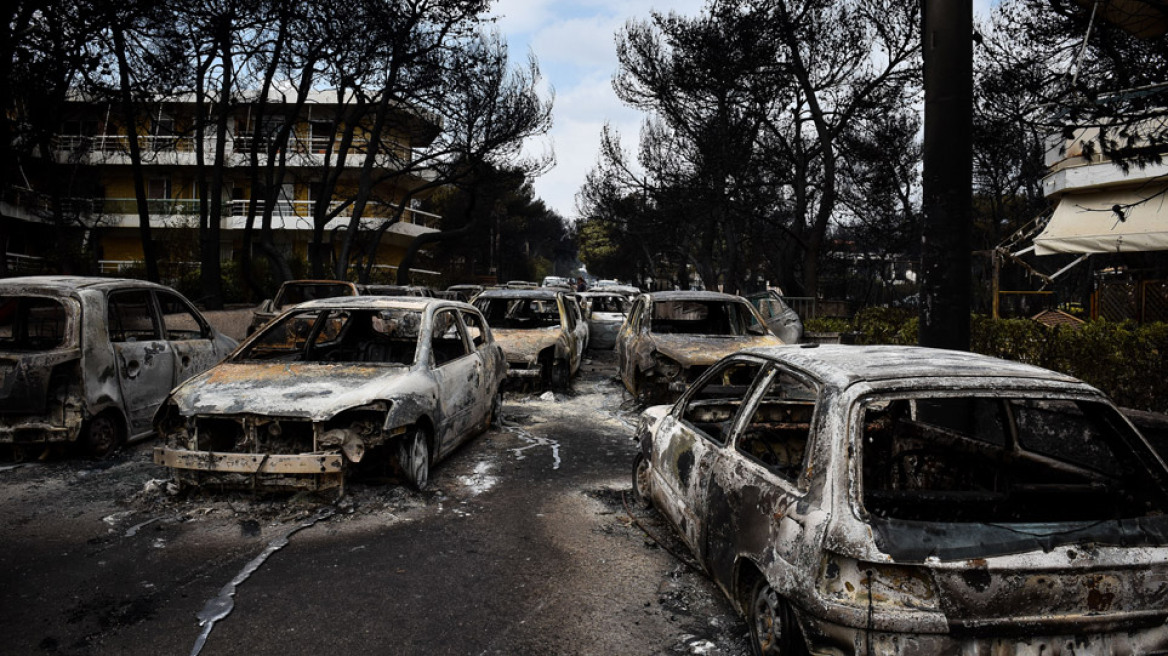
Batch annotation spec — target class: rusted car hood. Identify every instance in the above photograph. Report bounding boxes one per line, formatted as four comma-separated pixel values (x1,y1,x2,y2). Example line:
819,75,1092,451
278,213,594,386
169,362,412,420
652,334,783,366
492,328,562,363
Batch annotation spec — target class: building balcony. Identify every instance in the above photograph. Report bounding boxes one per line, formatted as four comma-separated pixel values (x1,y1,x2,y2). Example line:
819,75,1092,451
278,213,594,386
1042,114,1168,197
51,133,418,171
2,188,440,235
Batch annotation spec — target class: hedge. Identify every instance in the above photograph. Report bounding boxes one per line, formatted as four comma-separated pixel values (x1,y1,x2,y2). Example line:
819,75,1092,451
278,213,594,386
805,309,1168,413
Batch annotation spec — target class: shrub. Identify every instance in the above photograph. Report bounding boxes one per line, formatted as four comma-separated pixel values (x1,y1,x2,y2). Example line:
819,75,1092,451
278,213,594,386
826,309,1168,413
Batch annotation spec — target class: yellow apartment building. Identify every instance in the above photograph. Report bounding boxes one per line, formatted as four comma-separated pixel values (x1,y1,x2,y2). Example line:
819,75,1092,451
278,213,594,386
1,90,442,278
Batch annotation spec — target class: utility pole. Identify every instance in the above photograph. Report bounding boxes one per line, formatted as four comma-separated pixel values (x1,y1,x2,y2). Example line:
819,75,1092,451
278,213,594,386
920,0,973,350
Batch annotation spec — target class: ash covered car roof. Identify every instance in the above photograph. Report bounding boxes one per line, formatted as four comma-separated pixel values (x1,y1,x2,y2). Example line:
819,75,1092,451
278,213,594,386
279,296,476,312
0,275,177,295
475,289,563,300
645,290,751,302
740,344,1084,390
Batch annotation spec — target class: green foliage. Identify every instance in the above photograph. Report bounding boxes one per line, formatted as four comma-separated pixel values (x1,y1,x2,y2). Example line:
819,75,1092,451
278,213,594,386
831,309,1168,412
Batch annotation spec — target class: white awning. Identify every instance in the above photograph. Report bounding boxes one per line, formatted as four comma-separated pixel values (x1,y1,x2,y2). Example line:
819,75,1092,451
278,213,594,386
1034,185,1168,255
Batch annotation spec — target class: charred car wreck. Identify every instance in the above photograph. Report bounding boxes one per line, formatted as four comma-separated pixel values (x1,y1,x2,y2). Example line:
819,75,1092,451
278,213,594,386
474,289,586,391
633,344,1168,654
0,276,236,458
616,291,783,405
154,297,505,492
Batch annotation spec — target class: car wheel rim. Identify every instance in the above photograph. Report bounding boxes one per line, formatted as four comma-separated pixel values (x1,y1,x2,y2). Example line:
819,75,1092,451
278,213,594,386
752,584,783,655
634,456,651,504
87,416,118,457
410,433,429,489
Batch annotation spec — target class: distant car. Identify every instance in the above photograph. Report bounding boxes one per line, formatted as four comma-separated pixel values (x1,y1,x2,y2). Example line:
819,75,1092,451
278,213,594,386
746,290,803,344
616,291,783,404
154,297,505,492
0,276,237,457
446,284,484,302
473,289,585,390
248,280,359,335
579,291,631,350
504,280,539,289
541,275,572,288
361,284,433,297
632,344,1168,653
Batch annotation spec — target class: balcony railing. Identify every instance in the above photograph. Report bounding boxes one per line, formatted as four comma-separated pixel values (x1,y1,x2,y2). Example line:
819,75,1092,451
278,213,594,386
54,133,404,160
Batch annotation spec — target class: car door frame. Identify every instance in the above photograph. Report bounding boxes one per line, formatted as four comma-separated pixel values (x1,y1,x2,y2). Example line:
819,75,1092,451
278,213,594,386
649,355,771,554
106,287,176,439
426,306,480,459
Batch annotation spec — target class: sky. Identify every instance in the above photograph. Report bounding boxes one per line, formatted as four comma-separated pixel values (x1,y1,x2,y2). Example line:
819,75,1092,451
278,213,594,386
488,0,998,223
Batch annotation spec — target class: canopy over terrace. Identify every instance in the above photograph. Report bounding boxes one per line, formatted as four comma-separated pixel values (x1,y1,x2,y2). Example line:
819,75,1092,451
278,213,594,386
1034,184,1168,255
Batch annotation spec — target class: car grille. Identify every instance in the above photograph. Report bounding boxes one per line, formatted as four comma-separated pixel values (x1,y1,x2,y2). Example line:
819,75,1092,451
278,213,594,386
194,416,316,454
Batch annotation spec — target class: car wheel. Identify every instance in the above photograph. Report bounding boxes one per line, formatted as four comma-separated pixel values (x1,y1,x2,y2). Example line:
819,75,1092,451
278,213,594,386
631,452,653,509
550,358,570,391
83,412,122,459
748,579,803,656
489,390,503,428
399,427,431,491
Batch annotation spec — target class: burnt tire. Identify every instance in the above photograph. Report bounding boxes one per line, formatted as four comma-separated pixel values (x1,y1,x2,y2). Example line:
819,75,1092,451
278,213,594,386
399,426,431,491
747,579,804,656
489,390,503,428
83,412,122,459
631,452,653,509
550,358,570,391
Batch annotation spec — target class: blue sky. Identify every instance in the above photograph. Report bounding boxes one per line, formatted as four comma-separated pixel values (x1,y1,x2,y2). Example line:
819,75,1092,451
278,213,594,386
489,0,997,222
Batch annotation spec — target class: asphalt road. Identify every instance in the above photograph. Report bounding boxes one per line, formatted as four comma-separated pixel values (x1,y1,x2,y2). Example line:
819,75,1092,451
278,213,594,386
0,350,750,656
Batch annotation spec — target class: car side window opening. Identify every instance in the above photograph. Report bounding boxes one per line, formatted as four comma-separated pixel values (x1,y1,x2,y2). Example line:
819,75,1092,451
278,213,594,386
430,310,470,366
156,291,208,340
680,360,766,445
860,395,1168,523
461,311,488,348
736,369,819,483
108,291,160,343
0,296,68,350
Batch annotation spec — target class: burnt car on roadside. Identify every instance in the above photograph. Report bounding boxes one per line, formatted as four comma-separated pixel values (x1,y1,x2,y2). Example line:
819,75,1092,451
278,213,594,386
616,291,783,404
0,276,237,458
631,344,1168,654
473,289,585,391
578,291,631,350
247,279,359,335
746,290,803,344
154,297,505,492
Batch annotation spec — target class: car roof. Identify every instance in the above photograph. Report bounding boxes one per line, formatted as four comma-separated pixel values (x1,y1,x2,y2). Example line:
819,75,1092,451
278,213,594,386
476,289,562,300
0,275,174,295
741,344,1087,391
285,296,476,312
644,290,748,302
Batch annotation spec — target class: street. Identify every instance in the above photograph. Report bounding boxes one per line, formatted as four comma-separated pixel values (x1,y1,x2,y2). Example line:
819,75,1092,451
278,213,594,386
0,350,750,656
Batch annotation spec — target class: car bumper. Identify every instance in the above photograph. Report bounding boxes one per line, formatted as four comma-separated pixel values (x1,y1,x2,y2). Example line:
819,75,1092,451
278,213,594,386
153,446,345,490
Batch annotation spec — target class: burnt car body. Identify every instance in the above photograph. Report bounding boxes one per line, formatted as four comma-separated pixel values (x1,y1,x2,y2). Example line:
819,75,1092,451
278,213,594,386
247,279,359,335
154,297,505,492
746,290,803,344
446,284,484,302
0,276,236,457
616,291,783,404
632,344,1168,654
579,291,631,350
473,289,584,390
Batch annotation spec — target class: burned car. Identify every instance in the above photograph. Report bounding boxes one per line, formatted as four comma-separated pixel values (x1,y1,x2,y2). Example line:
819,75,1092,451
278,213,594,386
746,290,803,344
632,344,1168,654
0,276,236,458
616,291,782,404
579,291,631,350
474,289,585,390
154,297,505,492
247,279,359,335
